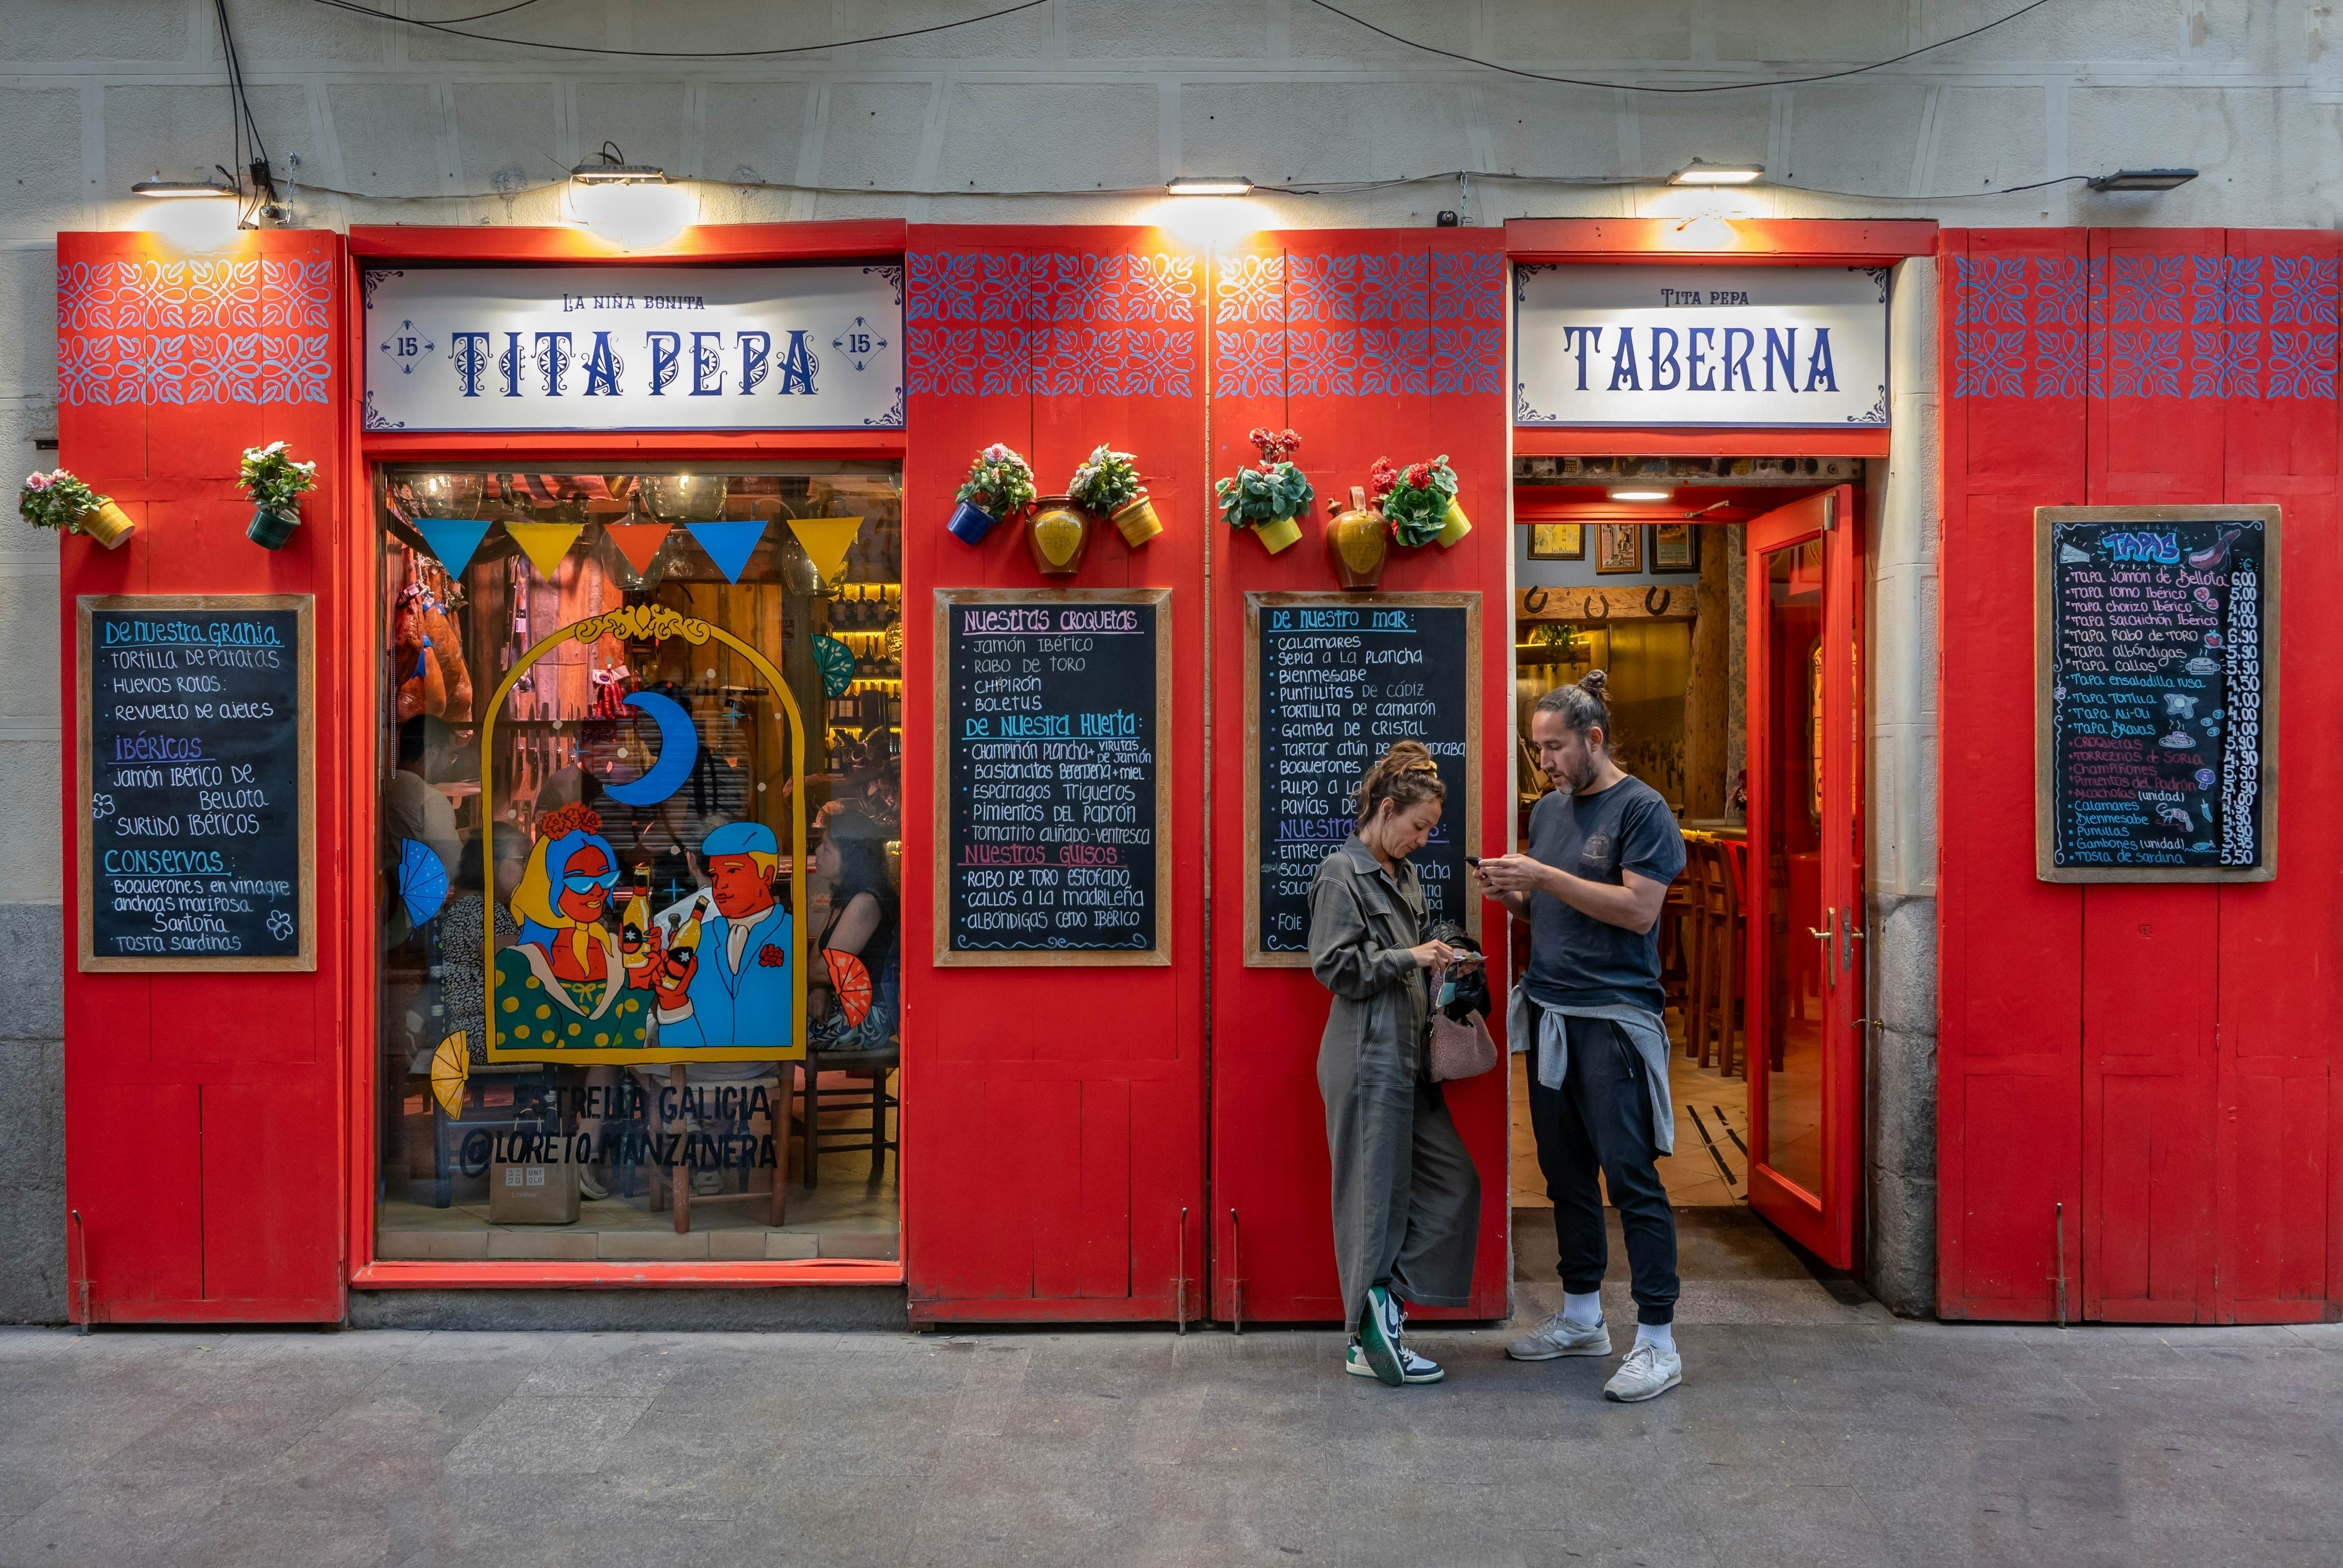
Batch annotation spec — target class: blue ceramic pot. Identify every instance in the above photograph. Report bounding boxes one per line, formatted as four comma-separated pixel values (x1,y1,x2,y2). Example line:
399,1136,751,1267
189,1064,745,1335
946,499,1000,545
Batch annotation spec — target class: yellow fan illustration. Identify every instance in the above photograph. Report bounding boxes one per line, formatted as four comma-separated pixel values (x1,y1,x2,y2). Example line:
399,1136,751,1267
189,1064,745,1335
431,1031,470,1118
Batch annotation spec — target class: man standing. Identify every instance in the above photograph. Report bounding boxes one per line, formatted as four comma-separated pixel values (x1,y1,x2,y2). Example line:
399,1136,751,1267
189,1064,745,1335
1476,670,1688,1403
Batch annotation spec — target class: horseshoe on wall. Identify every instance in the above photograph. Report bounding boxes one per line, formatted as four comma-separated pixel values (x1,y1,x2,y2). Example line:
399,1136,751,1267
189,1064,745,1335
1582,592,1609,622
1646,587,1672,616
1524,586,1549,614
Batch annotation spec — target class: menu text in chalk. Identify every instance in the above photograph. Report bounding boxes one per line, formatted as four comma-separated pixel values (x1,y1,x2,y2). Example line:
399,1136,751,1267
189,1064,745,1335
2035,506,2278,883
78,595,316,970
935,589,1171,965
1246,593,1480,964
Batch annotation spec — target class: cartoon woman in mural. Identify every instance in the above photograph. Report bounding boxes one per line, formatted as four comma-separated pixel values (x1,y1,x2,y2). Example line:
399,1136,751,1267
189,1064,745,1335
493,802,683,1052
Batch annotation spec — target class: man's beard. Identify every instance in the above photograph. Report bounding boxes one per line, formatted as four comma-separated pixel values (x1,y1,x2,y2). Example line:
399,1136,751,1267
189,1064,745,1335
1548,751,1599,794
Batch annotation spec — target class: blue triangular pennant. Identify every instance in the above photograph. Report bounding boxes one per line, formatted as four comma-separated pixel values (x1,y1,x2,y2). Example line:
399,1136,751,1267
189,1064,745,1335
411,516,493,576
687,519,770,584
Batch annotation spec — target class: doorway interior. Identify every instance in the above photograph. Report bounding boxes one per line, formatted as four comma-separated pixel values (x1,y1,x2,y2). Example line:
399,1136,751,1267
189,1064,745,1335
1507,454,1868,1275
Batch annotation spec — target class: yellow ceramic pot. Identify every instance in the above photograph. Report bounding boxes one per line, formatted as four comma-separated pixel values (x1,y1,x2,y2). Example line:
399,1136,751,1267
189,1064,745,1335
1324,486,1388,591
1025,497,1091,576
79,499,135,550
1110,491,1164,548
1251,515,1303,554
1435,498,1472,548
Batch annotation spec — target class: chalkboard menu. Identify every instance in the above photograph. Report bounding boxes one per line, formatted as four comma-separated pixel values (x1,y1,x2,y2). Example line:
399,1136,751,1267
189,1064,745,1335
2035,506,2279,883
77,595,316,970
934,588,1171,965
1246,593,1481,965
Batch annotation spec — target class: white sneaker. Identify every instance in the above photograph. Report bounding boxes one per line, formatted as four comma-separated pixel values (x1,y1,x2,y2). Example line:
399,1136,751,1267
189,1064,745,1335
1603,1341,1683,1403
1506,1310,1612,1361
1346,1338,1445,1384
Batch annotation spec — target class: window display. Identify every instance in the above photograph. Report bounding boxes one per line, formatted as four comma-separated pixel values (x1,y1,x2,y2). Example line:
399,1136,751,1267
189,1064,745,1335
374,465,903,1263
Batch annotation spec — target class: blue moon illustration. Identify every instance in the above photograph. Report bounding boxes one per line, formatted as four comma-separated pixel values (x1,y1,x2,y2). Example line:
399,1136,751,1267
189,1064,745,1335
602,691,700,806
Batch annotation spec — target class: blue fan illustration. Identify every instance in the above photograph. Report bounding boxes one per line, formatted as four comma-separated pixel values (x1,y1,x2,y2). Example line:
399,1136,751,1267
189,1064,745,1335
397,838,449,928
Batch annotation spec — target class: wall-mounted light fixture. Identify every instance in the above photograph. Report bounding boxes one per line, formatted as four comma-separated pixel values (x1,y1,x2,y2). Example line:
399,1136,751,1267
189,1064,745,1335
1166,176,1253,197
2085,168,2198,192
568,143,693,250
133,173,239,250
1608,487,1674,502
1668,161,1764,187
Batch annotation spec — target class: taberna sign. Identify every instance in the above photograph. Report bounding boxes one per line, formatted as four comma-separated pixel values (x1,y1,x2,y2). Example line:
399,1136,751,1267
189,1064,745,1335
361,263,905,432
1514,264,1889,428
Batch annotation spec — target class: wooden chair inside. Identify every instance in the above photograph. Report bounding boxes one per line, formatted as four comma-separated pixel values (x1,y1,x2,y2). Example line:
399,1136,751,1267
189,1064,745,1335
803,1039,900,1189
645,1063,790,1234
1707,839,1746,1078
1680,833,1716,1064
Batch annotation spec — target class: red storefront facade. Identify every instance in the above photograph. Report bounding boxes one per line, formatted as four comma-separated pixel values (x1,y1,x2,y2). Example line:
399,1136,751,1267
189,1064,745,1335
52,216,2343,1327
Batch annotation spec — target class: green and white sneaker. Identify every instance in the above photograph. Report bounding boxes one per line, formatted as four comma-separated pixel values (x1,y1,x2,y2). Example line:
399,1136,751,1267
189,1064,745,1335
1356,1285,1406,1385
1346,1336,1445,1384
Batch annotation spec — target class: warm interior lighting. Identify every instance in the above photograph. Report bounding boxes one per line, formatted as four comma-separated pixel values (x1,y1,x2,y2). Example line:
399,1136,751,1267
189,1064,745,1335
1166,176,1253,197
2086,168,2198,192
1669,161,1764,187
138,182,241,251
1146,195,1261,247
1608,487,1673,502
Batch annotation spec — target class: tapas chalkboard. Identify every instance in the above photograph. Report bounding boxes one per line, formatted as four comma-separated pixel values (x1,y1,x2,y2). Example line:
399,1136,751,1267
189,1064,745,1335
2035,506,2278,882
1246,593,1481,965
934,588,1171,965
77,595,317,970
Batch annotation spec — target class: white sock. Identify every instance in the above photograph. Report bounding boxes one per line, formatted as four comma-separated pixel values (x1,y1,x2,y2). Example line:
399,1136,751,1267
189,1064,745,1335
1562,1290,1603,1328
1634,1322,1676,1356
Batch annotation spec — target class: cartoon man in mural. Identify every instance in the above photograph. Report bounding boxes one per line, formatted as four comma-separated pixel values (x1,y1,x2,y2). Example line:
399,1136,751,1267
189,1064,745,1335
650,820,796,1061
494,802,684,1052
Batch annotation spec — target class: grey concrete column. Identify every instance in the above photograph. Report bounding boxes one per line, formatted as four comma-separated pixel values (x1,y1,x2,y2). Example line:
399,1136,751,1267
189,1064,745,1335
1863,255,1940,1318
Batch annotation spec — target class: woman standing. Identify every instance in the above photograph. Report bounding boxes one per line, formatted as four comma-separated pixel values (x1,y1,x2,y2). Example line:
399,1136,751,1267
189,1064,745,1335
1311,740,1481,1386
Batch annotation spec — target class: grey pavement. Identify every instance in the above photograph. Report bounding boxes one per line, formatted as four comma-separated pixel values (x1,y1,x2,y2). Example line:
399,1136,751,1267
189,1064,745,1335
2,1215,2339,1568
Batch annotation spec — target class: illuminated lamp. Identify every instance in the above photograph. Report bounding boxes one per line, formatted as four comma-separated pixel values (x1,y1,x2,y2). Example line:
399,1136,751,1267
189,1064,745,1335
1668,161,1764,187
1608,487,1673,502
1165,176,1253,196
568,145,693,250
133,175,239,250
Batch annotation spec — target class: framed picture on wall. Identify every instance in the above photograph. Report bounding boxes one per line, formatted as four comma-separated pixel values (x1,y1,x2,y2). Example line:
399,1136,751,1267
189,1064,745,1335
1652,522,1699,572
1528,522,1585,560
1595,522,1643,574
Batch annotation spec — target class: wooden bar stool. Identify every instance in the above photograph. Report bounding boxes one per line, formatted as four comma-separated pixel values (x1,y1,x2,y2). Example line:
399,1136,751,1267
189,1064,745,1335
1711,839,1747,1078
1680,834,1715,1063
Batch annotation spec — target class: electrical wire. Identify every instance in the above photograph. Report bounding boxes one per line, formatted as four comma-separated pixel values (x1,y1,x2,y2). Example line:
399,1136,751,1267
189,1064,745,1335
1302,0,2062,94
308,0,1050,58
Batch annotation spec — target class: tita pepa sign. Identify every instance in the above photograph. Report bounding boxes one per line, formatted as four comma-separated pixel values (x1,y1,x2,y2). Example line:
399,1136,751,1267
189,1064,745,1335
1514,264,1889,428
361,264,905,432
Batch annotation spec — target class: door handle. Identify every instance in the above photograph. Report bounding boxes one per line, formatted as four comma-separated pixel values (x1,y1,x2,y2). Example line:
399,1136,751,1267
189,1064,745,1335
1841,917,1866,976
1806,905,1836,987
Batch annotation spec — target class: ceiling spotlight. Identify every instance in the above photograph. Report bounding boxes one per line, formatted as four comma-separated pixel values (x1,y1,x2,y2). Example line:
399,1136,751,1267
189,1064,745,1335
1668,161,1763,187
132,176,234,199
2085,168,2198,192
1166,176,1253,197
1609,487,1673,502
571,140,665,185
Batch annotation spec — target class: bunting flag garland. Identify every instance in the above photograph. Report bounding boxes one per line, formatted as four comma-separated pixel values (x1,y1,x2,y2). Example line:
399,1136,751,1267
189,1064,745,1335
687,519,769,584
410,516,493,577
787,515,864,591
602,521,673,576
504,520,586,579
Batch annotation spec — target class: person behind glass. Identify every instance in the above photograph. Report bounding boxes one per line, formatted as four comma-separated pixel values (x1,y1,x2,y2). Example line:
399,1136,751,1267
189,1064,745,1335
809,806,899,1049
1474,670,1689,1403
1310,739,1480,1388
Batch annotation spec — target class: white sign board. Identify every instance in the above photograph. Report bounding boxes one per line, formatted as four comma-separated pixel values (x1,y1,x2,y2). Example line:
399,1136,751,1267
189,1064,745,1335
361,264,905,432
1514,264,1889,428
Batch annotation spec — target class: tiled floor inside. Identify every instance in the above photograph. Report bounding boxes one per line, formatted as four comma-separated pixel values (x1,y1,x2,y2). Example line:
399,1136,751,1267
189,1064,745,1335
1508,1014,1752,1208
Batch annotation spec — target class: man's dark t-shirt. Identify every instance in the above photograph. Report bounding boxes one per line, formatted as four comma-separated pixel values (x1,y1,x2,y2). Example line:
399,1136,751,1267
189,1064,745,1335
1524,775,1687,1018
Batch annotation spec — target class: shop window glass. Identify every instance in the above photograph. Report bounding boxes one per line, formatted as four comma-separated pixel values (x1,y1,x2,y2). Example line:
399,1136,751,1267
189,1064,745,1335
374,466,903,1264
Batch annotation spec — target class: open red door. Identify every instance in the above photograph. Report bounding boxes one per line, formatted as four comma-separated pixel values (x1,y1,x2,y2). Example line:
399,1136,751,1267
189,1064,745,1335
1744,486,1864,1268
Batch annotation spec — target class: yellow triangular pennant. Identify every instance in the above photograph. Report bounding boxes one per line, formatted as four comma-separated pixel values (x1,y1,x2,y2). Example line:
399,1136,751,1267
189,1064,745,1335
787,515,864,591
504,520,585,579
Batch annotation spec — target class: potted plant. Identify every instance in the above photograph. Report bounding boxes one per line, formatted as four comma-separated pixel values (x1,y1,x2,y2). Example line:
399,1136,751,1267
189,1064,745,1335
239,441,318,550
1069,444,1161,548
948,444,1036,546
1217,427,1314,555
18,468,134,549
1373,454,1469,548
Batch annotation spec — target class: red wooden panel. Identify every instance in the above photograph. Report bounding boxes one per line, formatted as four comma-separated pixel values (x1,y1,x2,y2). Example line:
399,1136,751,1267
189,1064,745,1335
1936,229,2088,1318
901,228,1207,1323
2216,229,2342,1321
58,229,349,1324
1207,229,1510,1324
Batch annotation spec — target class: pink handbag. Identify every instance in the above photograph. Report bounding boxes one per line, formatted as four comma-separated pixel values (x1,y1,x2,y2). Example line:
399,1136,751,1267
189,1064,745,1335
1428,1009,1499,1081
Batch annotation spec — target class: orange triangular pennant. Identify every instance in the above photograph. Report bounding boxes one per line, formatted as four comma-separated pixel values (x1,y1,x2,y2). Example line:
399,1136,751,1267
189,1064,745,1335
602,521,672,576
504,520,585,579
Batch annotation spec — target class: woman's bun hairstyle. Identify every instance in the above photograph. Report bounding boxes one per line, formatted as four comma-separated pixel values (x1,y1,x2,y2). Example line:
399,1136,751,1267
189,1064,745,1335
1353,739,1447,828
